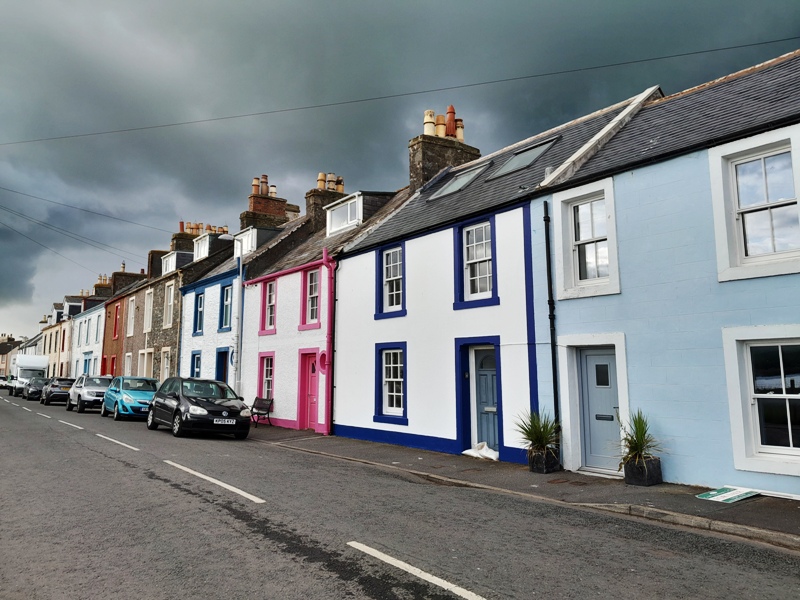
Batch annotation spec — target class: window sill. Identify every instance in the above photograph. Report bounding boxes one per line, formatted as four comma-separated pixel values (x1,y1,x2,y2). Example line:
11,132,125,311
217,327,232,333
718,256,800,282
557,280,620,300
192,331,204,337
298,322,321,331
259,328,276,336
734,452,800,477
374,309,407,320
373,414,408,426
453,296,500,311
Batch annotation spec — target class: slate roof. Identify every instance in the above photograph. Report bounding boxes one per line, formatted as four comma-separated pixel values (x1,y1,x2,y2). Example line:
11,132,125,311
347,100,630,253
245,188,412,280
571,49,800,183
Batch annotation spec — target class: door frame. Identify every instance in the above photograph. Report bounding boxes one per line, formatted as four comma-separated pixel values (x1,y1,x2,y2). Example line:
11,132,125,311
556,332,630,474
455,336,506,457
470,345,498,450
297,348,319,431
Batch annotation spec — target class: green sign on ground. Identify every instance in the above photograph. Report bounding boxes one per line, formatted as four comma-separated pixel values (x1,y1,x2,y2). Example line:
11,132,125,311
696,486,759,503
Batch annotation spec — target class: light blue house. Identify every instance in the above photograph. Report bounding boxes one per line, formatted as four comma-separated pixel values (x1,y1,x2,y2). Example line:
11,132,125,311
530,50,800,496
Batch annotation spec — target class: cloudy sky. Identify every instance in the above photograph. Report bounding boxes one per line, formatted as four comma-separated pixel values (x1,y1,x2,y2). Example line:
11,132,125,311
1,0,799,339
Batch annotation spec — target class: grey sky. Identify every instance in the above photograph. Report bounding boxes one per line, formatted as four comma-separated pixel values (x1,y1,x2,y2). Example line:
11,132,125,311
1,0,799,337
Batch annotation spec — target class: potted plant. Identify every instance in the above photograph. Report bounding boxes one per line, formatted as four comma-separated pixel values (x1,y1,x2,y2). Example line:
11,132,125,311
619,409,662,486
515,410,561,473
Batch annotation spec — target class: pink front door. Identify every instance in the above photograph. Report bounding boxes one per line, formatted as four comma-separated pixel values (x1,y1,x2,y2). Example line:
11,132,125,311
299,353,318,430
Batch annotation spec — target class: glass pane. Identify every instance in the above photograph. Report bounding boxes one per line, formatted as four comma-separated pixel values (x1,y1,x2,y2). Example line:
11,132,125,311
742,209,774,256
592,199,607,238
578,242,597,280
575,203,592,241
595,364,610,387
736,159,766,208
596,240,609,278
783,345,800,394
765,152,795,203
750,345,782,394
330,205,348,230
771,204,800,252
758,397,790,447
790,399,800,447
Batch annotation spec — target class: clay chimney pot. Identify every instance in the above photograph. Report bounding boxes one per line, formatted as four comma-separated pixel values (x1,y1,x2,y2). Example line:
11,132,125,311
445,105,456,138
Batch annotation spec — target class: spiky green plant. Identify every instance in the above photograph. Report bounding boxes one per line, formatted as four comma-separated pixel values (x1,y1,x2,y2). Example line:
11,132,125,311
619,409,661,470
514,410,560,461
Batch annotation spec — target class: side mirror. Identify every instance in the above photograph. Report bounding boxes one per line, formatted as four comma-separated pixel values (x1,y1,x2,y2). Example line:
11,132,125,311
167,391,179,399
109,387,118,392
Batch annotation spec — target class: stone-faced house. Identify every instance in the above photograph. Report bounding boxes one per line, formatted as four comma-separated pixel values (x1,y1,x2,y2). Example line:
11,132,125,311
102,268,149,377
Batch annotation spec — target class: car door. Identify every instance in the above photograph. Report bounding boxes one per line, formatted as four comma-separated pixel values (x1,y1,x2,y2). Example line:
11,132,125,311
107,377,120,409
71,375,85,404
153,378,176,424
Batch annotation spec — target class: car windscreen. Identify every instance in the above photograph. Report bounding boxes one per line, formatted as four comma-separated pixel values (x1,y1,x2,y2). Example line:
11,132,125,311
86,377,112,388
29,378,48,385
20,369,45,378
54,379,74,386
123,379,158,392
181,381,238,399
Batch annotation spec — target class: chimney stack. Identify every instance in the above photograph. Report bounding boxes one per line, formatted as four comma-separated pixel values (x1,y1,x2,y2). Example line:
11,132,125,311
240,173,291,230
408,105,481,193
306,172,346,231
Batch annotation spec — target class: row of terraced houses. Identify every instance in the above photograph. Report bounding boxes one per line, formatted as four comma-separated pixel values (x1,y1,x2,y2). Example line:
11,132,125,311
9,51,800,497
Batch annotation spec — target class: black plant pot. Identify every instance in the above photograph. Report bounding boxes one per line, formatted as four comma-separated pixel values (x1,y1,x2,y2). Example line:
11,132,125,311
623,456,662,486
528,449,562,474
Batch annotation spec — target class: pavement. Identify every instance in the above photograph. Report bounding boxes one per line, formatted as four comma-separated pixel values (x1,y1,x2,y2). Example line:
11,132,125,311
246,423,800,553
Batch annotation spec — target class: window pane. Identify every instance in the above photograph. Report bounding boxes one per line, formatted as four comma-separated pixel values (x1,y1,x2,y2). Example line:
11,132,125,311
790,399,800,447
771,204,800,252
736,158,766,208
750,345,782,394
575,203,592,241
765,152,795,203
596,240,609,278
330,205,349,230
758,397,790,447
742,209,774,256
595,364,610,387
578,242,597,280
592,199,607,238
783,345,800,394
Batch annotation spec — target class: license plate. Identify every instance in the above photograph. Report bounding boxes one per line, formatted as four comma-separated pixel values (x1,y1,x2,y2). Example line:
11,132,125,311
61,387,70,390
213,418,236,425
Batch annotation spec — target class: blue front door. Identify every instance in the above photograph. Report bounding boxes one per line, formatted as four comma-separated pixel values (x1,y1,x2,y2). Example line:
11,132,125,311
475,348,498,451
580,348,620,471
216,350,229,383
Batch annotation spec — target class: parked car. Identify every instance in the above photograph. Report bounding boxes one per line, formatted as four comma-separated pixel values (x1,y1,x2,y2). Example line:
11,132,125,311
67,375,112,413
101,376,159,421
147,377,251,440
41,378,75,405
23,377,48,401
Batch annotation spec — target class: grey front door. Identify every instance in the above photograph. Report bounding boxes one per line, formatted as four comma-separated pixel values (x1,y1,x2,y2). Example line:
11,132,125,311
475,348,498,451
580,349,619,470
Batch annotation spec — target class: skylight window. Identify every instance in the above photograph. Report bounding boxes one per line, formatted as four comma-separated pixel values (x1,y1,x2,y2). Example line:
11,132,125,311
430,165,486,199
490,139,556,179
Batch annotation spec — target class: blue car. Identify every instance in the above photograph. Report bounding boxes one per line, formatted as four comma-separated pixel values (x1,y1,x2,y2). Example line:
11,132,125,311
101,376,159,421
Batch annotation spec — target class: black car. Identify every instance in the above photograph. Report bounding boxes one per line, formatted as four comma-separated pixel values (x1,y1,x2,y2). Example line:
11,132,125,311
41,377,75,405
147,377,251,440
23,377,48,401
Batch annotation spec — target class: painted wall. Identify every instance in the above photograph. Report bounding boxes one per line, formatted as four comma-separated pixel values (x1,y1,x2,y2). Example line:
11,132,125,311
240,266,329,432
70,304,105,376
532,148,800,495
334,207,536,462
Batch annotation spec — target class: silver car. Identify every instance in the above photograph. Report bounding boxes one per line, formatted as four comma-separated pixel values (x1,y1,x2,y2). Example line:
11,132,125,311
67,375,112,413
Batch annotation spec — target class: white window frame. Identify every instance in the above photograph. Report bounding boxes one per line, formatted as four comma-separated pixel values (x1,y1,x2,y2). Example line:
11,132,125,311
143,289,153,333
77,322,83,347
264,281,276,331
163,283,174,328
138,349,154,378
261,355,274,400
326,195,362,235
709,125,800,282
553,178,620,299
463,221,493,301
221,285,232,329
124,353,132,377
95,314,101,342
305,270,319,324
383,247,403,312
160,348,171,381
85,318,90,345
382,349,404,416
191,353,201,378
126,297,135,337
723,324,800,477
194,293,205,333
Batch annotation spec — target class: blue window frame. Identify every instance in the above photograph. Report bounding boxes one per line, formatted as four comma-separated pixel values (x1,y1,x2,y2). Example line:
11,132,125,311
191,351,201,378
453,215,500,310
373,342,408,425
219,285,232,332
374,243,407,320
193,293,204,335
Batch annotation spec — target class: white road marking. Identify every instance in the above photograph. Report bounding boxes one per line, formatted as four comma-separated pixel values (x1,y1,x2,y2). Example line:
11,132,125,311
11,402,19,406
96,434,139,452
3,399,9,403
22,407,32,412
37,413,52,419
347,541,487,600
58,420,84,430
164,460,265,504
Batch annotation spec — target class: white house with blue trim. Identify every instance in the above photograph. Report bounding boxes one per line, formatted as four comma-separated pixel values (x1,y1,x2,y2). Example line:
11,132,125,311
332,102,655,463
70,301,105,377
529,50,800,496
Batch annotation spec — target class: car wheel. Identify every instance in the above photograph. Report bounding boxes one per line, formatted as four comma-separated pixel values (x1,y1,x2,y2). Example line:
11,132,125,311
99,402,108,417
113,403,122,421
171,412,184,437
76,398,85,413
65,397,72,410
234,431,249,440
44,395,52,406
146,409,158,430
39,395,45,404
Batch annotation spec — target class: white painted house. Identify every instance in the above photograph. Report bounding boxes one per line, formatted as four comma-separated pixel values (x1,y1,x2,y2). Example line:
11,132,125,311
70,302,105,376
332,102,658,463
529,50,800,495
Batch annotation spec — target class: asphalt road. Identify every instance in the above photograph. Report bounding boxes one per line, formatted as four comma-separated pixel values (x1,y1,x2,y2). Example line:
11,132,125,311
1,390,799,599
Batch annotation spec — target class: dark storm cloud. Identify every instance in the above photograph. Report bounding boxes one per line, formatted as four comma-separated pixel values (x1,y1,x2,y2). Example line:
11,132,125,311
1,0,800,334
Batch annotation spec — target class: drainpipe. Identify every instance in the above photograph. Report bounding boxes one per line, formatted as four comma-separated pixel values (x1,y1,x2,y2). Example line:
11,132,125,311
235,251,244,396
542,201,560,424
322,247,336,435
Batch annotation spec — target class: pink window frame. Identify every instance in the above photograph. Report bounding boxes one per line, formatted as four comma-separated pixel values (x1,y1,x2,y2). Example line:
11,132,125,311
298,268,322,331
259,279,277,335
258,351,276,399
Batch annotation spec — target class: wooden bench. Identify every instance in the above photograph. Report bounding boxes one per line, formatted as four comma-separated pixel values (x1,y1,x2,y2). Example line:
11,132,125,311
251,397,273,427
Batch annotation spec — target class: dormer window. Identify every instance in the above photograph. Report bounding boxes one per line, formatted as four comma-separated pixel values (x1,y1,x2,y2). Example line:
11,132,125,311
326,193,362,235
193,234,211,261
489,138,556,179
234,228,257,258
430,164,486,199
